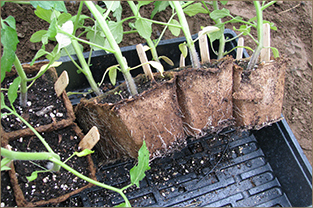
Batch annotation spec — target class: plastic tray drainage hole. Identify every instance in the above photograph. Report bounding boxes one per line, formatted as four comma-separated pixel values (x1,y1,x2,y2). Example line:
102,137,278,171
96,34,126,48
178,186,187,193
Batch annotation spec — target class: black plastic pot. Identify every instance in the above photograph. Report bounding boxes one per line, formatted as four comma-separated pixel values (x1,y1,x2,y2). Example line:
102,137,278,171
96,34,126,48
50,29,311,207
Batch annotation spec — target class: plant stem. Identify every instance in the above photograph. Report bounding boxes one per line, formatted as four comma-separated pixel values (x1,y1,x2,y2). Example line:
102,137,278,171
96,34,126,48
213,1,226,60
261,1,277,10
13,55,27,107
71,39,102,96
85,1,138,95
1,148,60,172
247,1,263,70
50,157,131,207
172,1,200,69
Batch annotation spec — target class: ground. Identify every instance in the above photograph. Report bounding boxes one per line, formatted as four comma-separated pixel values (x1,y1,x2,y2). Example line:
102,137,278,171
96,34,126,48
1,1,312,166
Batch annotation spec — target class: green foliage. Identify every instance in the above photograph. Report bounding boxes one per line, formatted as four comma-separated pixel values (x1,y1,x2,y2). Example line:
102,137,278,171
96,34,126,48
30,1,67,12
130,141,151,188
179,43,188,58
135,18,152,40
8,77,21,106
151,1,170,19
183,3,208,17
168,19,181,37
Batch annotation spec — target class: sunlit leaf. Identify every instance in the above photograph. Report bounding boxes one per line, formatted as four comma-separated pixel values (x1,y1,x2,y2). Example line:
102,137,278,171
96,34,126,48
30,30,47,43
1,166,11,171
169,19,181,37
149,61,164,75
207,23,224,43
58,13,72,26
109,66,117,86
103,1,121,12
34,6,53,23
130,141,151,188
210,8,230,20
56,20,74,49
8,77,21,105
3,16,16,29
39,62,62,75
179,43,188,58
108,21,123,44
135,18,152,39
198,26,220,37
183,3,208,17
270,47,280,58
30,1,67,12
75,149,94,157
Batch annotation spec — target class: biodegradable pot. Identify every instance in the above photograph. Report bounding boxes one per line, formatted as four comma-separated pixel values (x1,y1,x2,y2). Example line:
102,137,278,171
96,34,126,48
75,71,186,162
5,123,97,207
175,56,234,137
1,62,76,143
232,57,288,129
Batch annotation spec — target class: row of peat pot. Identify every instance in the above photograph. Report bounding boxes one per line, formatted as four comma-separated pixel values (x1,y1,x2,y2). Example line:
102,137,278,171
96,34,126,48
75,55,288,162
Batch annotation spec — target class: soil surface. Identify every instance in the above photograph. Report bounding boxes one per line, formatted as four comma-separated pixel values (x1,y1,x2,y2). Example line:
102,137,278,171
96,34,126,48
1,1,311,165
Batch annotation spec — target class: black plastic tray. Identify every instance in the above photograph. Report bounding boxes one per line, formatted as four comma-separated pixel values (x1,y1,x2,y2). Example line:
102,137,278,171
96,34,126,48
52,29,311,207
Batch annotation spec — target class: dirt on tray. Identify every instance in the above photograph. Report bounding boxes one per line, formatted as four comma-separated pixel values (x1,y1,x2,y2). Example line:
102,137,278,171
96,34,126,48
1,1,311,166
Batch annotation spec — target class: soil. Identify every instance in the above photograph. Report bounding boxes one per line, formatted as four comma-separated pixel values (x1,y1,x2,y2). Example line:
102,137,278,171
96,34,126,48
0,3,311,206
6,125,94,206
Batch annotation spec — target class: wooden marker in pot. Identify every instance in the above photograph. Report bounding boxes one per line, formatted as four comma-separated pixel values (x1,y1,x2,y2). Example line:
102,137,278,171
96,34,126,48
54,70,69,97
78,126,100,150
136,44,154,80
199,32,210,64
260,23,271,62
236,37,244,60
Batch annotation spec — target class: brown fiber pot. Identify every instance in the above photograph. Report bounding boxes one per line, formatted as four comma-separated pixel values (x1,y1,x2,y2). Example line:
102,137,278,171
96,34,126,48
232,57,288,129
175,56,234,137
1,62,76,144
75,71,186,162
6,123,97,207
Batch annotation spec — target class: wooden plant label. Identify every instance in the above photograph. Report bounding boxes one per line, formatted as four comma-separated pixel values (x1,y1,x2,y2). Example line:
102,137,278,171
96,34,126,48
236,37,244,60
54,70,69,97
180,53,185,67
260,23,271,62
136,44,154,80
78,126,100,150
199,32,210,63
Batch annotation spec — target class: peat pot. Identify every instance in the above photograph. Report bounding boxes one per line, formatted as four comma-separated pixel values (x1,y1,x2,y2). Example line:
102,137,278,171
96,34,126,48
48,29,311,206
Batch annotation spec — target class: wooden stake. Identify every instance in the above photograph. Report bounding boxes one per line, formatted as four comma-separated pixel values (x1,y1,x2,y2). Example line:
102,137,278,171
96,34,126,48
78,126,100,150
54,70,69,97
236,37,244,60
260,23,271,62
199,33,210,64
180,54,185,67
136,44,154,80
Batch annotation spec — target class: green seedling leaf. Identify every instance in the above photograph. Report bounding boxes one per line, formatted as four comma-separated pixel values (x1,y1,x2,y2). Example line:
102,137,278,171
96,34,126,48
56,20,74,49
109,66,118,86
207,23,224,43
108,21,123,44
233,25,251,36
31,49,50,65
210,8,230,20
86,30,106,51
151,1,170,19
168,19,181,37
179,43,188,58
103,1,121,12
3,16,16,29
138,1,153,9
26,171,38,182
113,4,123,22
30,1,67,12
1,93,7,109
135,18,152,40
130,141,151,188
263,20,277,31
270,47,280,58
34,6,53,23
30,30,47,43
149,61,164,75
1,157,12,171
75,149,94,157
1,2,5,7
183,3,208,17
39,62,62,75
114,203,127,207
60,43,83,56
46,18,58,40
220,1,228,5
58,13,72,26
8,77,21,105
1,166,11,171
159,56,174,66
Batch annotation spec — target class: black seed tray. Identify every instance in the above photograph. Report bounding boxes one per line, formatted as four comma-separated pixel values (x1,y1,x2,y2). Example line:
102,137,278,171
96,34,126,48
62,118,311,207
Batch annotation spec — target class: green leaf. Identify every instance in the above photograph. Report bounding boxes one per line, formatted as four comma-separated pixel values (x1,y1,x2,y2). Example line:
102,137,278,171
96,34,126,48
210,8,230,20
1,49,15,83
1,93,7,109
86,30,106,51
263,20,277,31
270,47,280,58
207,23,224,43
1,157,12,171
30,30,47,43
130,141,151,188
46,18,58,39
26,171,38,182
1,2,5,7
114,203,127,207
8,77,21,105
3,16,16,29
199,26,220,37
60,43,83,56
1,166,11,171
109,66,117,86
103,1,121,12
75,149,94,157
168,19,181,37
183,3,208,17
30,1,67,12
220,1,228,5
56,20,73,48
34,6,53,23
159,56,174,66
135,18,152,39
30,49,50,65
151,1,170,19
58,13,72,26
113,4,123,22
233,25,251,36
179,43,188,58
149,61,164,75
138,1,153,9
108,21,123,44
228,16,243,23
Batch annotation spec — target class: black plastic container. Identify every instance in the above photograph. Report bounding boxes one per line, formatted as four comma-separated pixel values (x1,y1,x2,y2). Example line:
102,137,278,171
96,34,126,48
53,29,311,207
